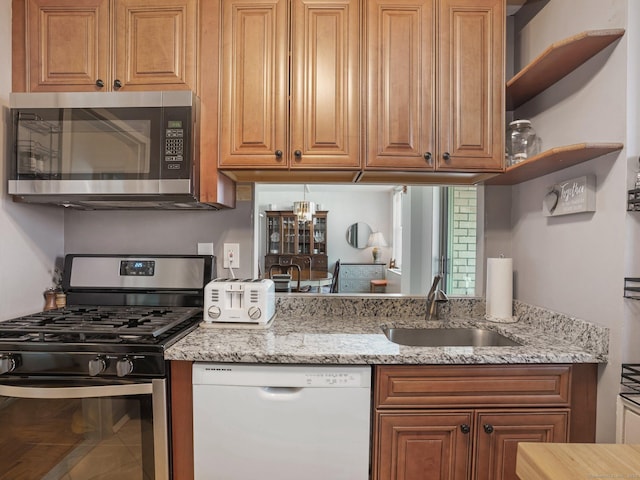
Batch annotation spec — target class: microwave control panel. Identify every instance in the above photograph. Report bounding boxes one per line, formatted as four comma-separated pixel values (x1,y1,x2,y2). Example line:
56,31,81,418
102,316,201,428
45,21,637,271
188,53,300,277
162,109,191,178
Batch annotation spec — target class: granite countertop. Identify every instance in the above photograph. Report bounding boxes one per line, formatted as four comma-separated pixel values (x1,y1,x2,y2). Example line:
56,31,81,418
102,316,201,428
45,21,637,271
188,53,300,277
165,297,608,365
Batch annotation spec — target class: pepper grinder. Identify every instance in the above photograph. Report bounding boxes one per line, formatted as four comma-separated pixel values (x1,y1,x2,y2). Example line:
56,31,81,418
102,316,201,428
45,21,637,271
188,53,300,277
44,289,57,311
55,292,67,309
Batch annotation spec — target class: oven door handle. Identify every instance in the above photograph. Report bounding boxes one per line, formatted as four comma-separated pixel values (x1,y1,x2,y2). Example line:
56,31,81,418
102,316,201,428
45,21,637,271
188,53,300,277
0,382,152,399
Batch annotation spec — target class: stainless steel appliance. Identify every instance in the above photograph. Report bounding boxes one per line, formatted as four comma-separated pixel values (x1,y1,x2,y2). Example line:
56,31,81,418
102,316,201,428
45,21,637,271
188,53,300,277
203,278,275,325
8,91,221,210
0,254,215,480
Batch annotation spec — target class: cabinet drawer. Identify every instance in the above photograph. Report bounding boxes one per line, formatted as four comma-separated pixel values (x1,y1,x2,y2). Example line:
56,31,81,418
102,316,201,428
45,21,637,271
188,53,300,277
341,264,385,279
375,365,571,408
312,255,328,269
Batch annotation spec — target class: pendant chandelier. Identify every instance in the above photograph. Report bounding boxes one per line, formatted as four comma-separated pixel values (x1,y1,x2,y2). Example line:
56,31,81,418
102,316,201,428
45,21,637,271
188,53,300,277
293,185,316,222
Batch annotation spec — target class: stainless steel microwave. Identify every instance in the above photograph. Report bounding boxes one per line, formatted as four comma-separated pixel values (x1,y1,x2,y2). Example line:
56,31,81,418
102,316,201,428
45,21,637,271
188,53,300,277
8,91,215,209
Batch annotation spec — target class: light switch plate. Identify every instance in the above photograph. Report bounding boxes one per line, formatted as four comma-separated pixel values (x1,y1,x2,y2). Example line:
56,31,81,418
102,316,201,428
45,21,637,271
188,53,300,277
197,242,214,255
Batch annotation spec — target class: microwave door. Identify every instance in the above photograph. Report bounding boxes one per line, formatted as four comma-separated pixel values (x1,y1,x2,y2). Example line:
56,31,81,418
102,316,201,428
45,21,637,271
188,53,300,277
60,108,153,180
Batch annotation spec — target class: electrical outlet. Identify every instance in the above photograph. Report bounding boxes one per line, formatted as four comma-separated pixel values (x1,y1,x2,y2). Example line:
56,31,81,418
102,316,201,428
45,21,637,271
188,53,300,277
223,243,240,269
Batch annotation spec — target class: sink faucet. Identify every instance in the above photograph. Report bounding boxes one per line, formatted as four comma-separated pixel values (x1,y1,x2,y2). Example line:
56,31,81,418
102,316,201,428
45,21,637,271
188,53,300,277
425,274,448,321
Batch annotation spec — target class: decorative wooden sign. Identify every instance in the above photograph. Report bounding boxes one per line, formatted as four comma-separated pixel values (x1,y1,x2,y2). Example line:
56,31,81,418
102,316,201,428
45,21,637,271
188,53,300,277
542,175,596,216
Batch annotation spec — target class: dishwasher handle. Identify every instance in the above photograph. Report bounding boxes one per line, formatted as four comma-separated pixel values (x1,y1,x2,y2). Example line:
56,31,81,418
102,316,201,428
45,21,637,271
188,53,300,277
259,386,304,399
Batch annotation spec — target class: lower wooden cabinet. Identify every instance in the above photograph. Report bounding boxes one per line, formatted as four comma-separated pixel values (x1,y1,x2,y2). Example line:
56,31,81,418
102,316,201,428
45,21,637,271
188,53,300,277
375,409,568,480
377,412,473,480
473,410,568,480
373,365,596,480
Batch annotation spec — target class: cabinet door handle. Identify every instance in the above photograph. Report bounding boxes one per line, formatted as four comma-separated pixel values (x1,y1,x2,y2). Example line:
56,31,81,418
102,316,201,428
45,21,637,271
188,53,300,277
113,79,123,90
424,152,432,164
95,79,105,88
275,150,283,159
483,424,494,434
294,150,302,160
460,424,470,434
442,152,451,162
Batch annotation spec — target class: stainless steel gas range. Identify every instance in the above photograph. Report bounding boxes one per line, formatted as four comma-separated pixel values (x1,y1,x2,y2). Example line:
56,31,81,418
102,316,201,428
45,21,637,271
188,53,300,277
0,254,215,480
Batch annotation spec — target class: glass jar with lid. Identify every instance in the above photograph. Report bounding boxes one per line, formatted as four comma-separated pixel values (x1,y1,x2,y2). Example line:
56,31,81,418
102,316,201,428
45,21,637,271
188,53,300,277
507,119,539,165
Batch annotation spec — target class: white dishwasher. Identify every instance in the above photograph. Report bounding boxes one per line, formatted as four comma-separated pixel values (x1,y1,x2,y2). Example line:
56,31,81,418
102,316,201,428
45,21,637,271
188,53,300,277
192,363,371,480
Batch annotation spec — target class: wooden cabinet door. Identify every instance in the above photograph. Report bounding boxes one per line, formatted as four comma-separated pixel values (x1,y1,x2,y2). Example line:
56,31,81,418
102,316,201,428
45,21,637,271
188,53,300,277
437,0,504,172
26,0,109,92
289,0,360,169
219,0,288,168
375,411,472,480
113,0,198,91
365,0,435,170
472,410,569,480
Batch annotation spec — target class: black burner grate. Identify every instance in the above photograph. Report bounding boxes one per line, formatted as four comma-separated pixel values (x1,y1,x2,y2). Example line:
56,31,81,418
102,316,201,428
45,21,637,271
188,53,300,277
0,306,202,344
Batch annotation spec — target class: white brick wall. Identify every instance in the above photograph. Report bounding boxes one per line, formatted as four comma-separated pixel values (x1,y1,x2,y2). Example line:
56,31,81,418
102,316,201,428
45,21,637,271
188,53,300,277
448,187,477,295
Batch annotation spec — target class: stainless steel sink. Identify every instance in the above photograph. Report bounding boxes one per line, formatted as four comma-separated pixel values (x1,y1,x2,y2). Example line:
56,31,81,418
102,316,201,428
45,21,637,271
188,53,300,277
381,327,521,347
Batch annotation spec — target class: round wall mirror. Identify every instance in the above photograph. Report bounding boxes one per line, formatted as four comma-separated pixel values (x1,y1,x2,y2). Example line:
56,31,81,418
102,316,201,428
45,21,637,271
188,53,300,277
346,222,372,249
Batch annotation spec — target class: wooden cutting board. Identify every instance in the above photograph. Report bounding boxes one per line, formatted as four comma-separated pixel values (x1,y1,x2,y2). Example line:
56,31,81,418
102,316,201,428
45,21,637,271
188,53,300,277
516,443,640,479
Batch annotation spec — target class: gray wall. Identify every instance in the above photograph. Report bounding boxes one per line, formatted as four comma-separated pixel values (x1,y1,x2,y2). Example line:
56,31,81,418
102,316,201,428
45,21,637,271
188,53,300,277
64,201,254,279
501,0,632,442
0,2,65,320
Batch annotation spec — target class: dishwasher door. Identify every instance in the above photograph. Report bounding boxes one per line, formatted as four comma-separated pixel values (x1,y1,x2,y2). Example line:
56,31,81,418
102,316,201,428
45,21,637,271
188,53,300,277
192,363,371,480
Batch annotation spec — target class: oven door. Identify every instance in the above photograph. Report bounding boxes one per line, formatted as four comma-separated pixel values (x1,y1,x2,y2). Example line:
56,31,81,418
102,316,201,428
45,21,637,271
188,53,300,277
0,378,168,480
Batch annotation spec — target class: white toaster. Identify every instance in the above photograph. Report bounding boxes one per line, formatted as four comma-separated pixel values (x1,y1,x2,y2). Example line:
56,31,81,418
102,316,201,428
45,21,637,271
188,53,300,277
203,278,275,325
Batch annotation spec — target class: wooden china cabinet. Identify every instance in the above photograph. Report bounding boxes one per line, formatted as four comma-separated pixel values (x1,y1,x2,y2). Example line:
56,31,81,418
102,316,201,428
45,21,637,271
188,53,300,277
264,210,328,280
14,0,198,93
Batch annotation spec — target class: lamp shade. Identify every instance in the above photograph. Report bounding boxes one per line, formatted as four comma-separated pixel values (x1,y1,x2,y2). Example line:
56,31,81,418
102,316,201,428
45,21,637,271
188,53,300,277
367,232,387,248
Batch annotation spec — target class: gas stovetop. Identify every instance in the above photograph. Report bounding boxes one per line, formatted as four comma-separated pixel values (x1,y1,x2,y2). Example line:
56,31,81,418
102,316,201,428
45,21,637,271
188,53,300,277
0,254,216,378
0,305,202,348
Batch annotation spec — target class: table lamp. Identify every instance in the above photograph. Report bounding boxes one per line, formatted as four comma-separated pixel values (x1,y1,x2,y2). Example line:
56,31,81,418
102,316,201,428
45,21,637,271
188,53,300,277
367,232,387,263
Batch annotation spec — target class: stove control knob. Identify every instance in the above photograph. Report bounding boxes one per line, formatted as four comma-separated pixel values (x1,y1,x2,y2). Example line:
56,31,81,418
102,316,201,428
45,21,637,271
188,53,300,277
0,354,19,375
207,305,221,319
88,356,108,377
248,306,262,320
116,357,134,377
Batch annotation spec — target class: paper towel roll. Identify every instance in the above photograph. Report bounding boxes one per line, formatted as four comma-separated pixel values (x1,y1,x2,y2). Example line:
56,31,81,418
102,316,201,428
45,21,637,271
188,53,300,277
485,257,514,322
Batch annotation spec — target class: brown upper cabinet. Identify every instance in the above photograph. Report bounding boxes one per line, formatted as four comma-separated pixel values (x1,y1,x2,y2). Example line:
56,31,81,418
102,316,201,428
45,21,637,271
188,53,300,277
14,0,198,92
218,0,361,171
366,0,505,173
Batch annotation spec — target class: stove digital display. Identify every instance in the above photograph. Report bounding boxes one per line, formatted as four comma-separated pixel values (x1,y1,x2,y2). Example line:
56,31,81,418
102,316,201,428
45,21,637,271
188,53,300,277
120,260,155,276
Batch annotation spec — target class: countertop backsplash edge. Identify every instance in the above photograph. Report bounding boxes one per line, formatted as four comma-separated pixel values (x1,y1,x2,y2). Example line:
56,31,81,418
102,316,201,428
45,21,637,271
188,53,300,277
276,295,609,359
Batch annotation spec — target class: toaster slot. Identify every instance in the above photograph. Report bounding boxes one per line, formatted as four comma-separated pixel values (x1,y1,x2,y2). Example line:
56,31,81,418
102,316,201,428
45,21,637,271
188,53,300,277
225,284,245,310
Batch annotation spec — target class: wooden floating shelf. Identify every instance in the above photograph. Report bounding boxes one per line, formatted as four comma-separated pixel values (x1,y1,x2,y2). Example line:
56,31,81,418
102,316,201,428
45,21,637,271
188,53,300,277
624,278,640,300
485,143,623,186
506,29,625,109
